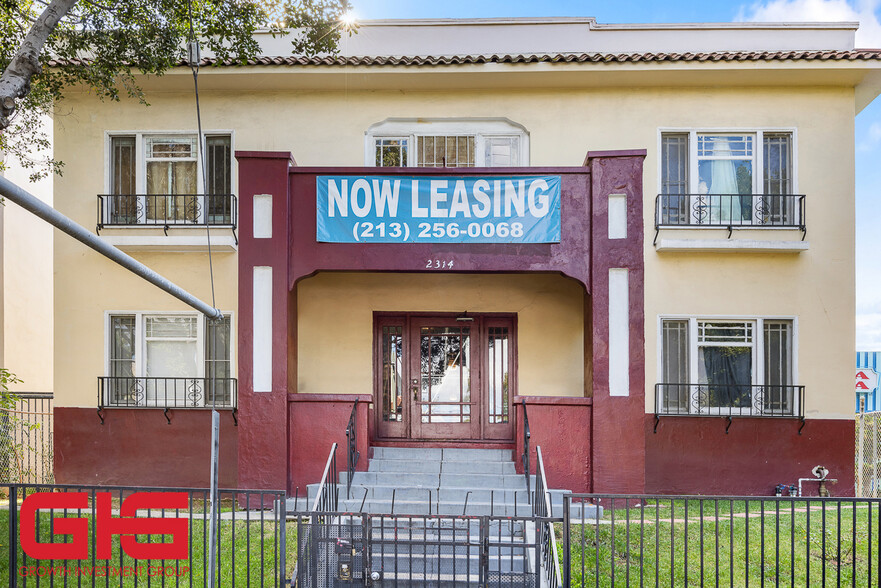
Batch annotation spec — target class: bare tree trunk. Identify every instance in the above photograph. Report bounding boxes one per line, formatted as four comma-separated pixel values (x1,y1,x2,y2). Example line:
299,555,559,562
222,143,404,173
0,0,78,129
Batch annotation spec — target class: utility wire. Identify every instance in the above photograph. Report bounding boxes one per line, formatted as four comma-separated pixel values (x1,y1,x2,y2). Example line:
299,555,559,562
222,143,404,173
187,5,219,585
187,0,218,316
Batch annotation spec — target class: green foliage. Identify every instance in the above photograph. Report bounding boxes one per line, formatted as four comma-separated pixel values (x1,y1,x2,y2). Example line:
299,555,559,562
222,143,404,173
0,0,354,181
0,368,44,483
0,366,22,410
562,500,880,586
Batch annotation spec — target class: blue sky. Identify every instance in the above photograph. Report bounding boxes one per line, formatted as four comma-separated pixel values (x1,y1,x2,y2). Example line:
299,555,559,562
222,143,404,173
355,0,881,349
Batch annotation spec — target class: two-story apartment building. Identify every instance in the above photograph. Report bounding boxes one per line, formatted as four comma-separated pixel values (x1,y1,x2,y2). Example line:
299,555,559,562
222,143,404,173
51,18,881,496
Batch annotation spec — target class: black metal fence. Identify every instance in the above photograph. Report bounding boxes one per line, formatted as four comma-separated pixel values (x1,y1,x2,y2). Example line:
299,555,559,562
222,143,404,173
534,447,562,588
346,401,359,501
5,483,288,587
311,443,340,513
521,399,531,503
655,193,805,229
293,512,548,587
1,392,53,484
98,377,237,410
563,494,881,587
97,194,237,229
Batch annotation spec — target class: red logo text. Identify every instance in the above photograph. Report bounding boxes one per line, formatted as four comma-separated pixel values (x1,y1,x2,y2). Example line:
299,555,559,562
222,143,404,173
20,492,189,560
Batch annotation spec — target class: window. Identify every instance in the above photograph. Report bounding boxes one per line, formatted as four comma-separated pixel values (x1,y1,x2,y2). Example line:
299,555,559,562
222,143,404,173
105,132,234,226
366,118,529,168
103,312,234,408
658,317,796,416
658,130,799,227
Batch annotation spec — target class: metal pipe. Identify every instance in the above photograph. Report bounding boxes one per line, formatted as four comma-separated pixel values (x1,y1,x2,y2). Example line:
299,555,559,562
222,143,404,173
0,176,222,320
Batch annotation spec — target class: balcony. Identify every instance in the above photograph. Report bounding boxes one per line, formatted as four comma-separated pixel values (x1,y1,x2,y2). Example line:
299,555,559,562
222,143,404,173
95,194,238,252
98,377,237,420
654,383,805,432
653,194,808,252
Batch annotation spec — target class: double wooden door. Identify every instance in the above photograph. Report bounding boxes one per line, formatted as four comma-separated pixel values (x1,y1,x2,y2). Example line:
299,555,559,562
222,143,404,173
375,314,515,441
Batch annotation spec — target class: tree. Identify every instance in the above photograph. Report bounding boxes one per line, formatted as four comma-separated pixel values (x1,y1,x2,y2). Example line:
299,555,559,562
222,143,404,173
0,0,352,180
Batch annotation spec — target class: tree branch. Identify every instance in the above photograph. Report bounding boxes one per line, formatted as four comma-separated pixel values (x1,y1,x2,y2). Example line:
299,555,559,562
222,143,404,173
0,0,78,129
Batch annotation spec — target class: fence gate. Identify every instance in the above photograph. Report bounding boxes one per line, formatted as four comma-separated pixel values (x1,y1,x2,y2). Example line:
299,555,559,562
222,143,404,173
295,512,545,587
856,410,881,497
0,392,53,484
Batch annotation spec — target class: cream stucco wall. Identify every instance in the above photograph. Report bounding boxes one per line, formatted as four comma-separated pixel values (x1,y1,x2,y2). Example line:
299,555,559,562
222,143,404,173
53,70,859,418
1,114,54,393
296,272,585,398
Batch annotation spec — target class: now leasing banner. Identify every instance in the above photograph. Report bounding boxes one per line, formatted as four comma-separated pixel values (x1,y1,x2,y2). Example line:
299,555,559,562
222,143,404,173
316,175,562,243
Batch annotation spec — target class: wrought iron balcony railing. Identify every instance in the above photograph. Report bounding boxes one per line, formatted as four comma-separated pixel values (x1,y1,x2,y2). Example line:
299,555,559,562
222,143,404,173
654,383,805,432
98,376,237,412
96,194,237,231
654,193,805,240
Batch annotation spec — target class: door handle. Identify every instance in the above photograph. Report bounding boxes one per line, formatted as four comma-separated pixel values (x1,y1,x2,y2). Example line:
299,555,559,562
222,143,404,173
411,379,419,401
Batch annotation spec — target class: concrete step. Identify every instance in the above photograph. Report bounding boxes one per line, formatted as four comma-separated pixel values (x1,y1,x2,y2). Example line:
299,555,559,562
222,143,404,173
368,458,517,475
341,515,529,535
370,548,529,575
371,447,513,462
344,485,531,504
371,571,534,587
339,471,528,490
288,490,600,519
336,498,537,517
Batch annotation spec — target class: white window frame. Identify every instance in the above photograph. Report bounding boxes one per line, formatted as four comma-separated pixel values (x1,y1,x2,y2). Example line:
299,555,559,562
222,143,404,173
365,118,530,167
103,130,236,226
656,315,799,416
104,310,235,407
657,127,798,195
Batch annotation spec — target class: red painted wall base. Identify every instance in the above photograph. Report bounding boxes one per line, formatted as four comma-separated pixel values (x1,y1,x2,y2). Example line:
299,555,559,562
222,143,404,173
514,397,592,493
645,416,855,497
288,395,371,495
54,408,239,488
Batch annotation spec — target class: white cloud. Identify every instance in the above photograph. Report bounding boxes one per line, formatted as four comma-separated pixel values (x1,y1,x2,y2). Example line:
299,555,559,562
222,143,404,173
857,120,881,150
738,0,881,47
857,312,881,348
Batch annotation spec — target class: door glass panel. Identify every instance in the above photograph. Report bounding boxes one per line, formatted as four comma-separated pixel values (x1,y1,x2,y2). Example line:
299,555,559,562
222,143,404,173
420,326,471,423
381,326,403,422
488,327,509,423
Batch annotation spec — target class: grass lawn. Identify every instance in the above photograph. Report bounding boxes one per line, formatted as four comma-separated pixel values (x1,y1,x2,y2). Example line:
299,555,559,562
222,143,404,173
560,499,881,587
1,508,297,586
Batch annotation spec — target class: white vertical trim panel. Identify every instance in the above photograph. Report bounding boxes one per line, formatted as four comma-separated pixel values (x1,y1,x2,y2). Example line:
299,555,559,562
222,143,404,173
608,268,630,397
253,194,273,239
253,266,273,392
608,194,627,239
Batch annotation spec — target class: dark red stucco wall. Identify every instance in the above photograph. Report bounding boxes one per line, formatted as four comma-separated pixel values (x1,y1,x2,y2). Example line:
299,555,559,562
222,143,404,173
236,151,294,491
55,408,238,488
587,151,647,494
515,396,592,492
645,416,855,497
288,395,370,495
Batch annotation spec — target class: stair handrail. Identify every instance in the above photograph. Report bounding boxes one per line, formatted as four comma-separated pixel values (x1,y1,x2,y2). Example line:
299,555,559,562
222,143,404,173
535,446,563,588
310,442,338,512
346,399,360,499
521,399,531,504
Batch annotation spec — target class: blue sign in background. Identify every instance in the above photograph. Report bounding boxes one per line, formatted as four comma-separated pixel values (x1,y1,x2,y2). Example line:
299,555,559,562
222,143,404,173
316,175,561,243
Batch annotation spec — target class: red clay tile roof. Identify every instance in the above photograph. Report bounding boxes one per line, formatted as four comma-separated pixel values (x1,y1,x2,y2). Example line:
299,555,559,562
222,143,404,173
48,49,881,68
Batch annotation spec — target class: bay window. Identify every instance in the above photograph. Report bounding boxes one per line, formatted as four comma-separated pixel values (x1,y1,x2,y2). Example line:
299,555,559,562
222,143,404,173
103,312,234,408
658,317,798,416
